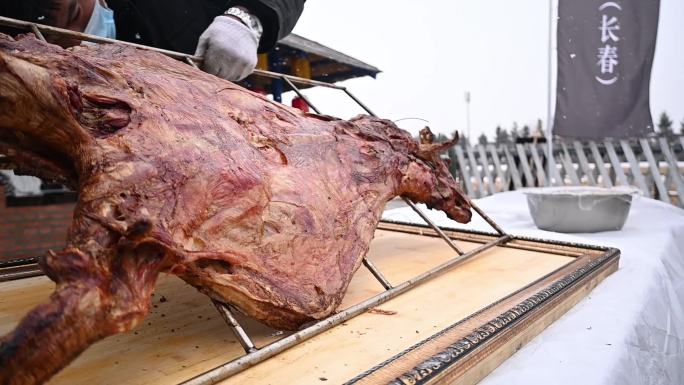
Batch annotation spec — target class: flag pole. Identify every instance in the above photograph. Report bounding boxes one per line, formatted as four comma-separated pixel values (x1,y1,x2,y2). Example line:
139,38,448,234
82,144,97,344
465,91,471,143
546,0,555,186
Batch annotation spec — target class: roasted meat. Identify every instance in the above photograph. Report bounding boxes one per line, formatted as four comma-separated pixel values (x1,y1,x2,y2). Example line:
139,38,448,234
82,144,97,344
0,33,471,384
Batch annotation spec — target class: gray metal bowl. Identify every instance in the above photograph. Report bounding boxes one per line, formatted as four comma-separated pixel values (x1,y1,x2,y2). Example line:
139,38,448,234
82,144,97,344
525,186,638,233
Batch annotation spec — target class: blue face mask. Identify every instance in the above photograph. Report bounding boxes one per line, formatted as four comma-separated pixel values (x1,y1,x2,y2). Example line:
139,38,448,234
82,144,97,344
83,1,116,39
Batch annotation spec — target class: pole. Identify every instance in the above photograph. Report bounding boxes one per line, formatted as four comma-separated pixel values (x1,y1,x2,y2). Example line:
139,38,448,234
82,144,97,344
465,91,471,144
546,0,555,186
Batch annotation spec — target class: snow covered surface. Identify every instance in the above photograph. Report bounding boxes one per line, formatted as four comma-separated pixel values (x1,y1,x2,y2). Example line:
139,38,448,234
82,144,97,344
383,190,684,385
0,170,42,196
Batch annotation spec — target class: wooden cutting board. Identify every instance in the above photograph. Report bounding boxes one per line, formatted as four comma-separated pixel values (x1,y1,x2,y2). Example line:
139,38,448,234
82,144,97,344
0,226,617,385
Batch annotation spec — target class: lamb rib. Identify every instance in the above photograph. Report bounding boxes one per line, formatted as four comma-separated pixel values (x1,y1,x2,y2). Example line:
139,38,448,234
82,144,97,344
0,33,471,385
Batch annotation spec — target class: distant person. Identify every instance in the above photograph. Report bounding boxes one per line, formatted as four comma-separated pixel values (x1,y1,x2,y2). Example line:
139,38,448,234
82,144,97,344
0,0,305,81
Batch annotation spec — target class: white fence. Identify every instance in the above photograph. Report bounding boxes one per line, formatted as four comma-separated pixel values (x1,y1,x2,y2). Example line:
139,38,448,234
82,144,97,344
450,136,684,207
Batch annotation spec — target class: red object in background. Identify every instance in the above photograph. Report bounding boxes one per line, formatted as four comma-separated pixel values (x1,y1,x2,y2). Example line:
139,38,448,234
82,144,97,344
250,86,268,95
291,96,309,112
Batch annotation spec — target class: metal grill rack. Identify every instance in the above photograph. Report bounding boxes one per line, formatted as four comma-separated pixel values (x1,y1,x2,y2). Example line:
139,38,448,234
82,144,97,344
0,16,513,385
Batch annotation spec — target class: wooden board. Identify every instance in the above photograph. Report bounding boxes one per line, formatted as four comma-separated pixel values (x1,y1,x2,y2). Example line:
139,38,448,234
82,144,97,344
0,226,618,385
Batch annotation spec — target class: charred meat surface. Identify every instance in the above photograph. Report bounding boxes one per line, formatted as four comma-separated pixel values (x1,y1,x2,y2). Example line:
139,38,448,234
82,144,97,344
0,33,470,384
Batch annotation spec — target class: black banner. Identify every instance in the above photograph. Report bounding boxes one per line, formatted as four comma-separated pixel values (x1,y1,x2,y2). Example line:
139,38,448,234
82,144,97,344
554,0,660,139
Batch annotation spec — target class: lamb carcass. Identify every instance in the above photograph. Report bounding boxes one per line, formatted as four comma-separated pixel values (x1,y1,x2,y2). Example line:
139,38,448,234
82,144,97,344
0,33,471,385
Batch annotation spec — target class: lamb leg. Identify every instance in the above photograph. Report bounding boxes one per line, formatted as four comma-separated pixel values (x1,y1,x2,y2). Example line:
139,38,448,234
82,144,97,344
0,243,164,385
0,279,108,385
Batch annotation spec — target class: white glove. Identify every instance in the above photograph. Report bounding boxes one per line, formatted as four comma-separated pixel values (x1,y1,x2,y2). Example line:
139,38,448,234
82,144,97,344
195,16,258,81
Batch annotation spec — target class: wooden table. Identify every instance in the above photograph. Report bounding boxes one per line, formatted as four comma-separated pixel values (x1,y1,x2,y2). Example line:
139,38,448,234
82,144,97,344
0,226,617,385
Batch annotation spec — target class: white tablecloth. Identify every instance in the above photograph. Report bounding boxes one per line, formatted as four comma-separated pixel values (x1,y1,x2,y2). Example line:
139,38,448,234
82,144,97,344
383,191,684,385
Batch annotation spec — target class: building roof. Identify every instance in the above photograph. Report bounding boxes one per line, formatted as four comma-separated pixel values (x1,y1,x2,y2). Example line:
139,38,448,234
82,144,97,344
243,33,381,90
279,34,380,76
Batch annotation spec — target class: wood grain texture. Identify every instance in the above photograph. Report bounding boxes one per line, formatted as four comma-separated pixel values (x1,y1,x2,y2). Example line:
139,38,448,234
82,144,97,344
422,255,617,385
0,228,617,385
379,253,617,385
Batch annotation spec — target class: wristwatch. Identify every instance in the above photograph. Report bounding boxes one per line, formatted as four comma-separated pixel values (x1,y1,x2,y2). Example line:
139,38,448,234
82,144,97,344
224,7,263,41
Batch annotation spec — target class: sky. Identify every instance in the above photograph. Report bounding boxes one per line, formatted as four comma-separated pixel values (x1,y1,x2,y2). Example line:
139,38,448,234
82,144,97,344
288,0,684,140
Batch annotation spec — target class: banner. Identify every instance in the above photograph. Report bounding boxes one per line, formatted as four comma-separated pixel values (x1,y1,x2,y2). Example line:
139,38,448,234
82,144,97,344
554,0,660,139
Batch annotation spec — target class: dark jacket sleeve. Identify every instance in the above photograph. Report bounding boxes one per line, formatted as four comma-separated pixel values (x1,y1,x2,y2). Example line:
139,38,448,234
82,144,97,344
231,0,305,52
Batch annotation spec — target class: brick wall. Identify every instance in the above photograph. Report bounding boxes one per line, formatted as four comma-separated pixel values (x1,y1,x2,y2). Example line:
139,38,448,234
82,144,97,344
0,185,75,262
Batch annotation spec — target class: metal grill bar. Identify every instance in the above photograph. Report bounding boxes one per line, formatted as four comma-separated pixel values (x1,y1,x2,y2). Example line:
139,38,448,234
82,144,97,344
254,69,345,90
29,23,46,41
0,258,43,282
0,266,43,282
212,301,257,354
468,199,507,235
0,257,40,268
281,76,321,114
343,88,377,117
362,258,393,290
402,198,464,255
185,57,199,68
182,234,511,385
0,16,343,91
0,16,193,60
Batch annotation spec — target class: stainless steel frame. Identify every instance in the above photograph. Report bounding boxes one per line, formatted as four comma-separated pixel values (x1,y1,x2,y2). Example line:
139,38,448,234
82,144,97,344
0,16,514,384
0,257,43,282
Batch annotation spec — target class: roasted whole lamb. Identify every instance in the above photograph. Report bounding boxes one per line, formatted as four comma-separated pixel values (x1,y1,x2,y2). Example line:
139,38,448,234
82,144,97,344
0,34,471,384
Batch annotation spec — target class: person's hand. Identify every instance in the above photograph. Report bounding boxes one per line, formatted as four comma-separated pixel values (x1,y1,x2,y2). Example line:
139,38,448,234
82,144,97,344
194,16,258,81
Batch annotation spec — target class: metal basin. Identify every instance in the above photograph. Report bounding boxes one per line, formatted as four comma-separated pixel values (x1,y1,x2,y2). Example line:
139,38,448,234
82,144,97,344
525,186,638,233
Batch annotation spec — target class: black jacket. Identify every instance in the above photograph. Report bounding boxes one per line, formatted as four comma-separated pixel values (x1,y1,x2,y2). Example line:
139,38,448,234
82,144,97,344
108,0,304,54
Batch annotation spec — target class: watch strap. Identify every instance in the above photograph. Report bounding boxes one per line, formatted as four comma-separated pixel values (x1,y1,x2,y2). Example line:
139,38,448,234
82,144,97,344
224,7,263,40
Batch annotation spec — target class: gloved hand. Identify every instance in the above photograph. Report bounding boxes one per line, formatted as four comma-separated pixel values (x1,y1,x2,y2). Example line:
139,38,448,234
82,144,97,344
195,16,258,81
